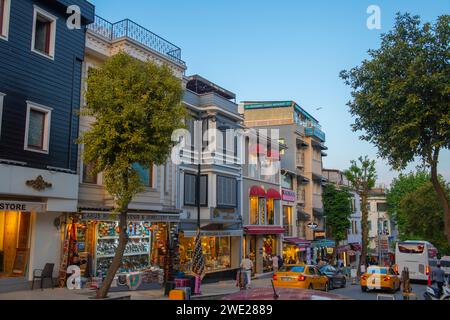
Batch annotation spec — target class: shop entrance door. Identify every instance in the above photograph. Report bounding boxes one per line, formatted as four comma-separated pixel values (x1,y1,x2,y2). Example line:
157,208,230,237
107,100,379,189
0,211,31,277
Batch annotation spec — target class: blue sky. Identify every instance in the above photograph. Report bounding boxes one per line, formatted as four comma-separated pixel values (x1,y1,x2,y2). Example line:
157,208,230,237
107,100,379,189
90,0,450,186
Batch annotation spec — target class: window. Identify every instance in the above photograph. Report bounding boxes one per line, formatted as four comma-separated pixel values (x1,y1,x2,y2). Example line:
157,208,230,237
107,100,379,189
164,163,169,193
217,175,237,208
82,162,97,184
184,173,207,206
24,101,52,153
397,243,425,254
31,6,57,58
281,174,293,190
266,199,277,225
0,0,10,40
0,92,4,137
368,221,372,232
377,202,388,212
278,138,285,155
133,163,154,188
250,196,259,225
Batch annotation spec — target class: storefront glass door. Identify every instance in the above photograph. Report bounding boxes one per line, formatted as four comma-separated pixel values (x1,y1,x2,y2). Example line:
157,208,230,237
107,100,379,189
0,211,31,278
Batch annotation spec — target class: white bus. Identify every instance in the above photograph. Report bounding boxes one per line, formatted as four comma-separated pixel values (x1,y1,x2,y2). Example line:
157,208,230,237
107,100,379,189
395,241,439,281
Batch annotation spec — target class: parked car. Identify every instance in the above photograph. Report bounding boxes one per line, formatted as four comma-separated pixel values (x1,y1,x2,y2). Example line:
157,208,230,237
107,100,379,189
319,265,347,290
361,266,400,293
272,265,328,291
222,287,352,300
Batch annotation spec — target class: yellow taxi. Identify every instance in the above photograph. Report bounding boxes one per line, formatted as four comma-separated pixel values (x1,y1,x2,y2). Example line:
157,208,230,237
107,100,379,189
361,266,400,293
273,265,329,291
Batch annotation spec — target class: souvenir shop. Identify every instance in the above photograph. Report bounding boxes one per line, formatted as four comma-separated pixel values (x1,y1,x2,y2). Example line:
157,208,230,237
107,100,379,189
178,230,242,276
282,238,312,264
243,226,284,274
59,211,180,290
311,239,336,263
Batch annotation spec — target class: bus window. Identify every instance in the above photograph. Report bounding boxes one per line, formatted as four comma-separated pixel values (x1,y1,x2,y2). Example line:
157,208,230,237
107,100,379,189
398,243,425,254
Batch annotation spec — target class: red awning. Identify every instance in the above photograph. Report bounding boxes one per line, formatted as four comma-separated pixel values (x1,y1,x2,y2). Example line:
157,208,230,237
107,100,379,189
249,186,266,198
266,188,281,200
244,226,285,235
249,144,267,155
350,243,362,251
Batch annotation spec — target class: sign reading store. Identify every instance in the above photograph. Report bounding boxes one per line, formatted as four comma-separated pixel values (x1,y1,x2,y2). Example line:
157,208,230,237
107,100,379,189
0,201,46,212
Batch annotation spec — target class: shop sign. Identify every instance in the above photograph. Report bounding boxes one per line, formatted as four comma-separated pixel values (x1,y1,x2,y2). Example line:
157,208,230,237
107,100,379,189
0,201,46,212
307,222,318,230
182,230,243,238
66,265,81,290
282,189,296,202
314,231,326,239
81,212,179,222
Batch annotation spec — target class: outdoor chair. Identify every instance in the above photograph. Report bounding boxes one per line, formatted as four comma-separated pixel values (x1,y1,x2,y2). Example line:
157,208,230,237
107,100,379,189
31,263,54,290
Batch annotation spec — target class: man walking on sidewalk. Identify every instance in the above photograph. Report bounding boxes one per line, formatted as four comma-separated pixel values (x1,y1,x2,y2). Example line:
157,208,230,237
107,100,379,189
240,255,254,289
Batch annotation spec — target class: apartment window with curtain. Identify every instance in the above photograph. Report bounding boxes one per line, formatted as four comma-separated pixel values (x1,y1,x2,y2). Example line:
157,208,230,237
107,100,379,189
32,6,57,58
24,101,52,153
184,173,207,206
266,199,278,225
0,0,11,39
217,175,237,208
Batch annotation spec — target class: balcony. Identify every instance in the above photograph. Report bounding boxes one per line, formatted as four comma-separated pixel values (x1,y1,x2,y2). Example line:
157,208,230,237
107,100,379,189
183,90,239,116
87,15,185,66
313,193,323,210
312,159,322,175
296,152,305,168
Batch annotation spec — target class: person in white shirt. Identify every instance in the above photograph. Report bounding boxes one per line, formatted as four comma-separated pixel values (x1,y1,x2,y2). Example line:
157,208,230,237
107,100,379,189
240,255,254,289
272,255,279,272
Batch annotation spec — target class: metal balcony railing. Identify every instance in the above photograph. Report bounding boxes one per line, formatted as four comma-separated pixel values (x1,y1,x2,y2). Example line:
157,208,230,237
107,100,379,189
88,15,186,66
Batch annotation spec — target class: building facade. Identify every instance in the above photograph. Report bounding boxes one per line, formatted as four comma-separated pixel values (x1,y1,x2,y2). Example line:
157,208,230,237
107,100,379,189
70,15,186,285
322,169,362,267
367,188,397,265
241,131,285,275
176,75,244,280
0,0,94,285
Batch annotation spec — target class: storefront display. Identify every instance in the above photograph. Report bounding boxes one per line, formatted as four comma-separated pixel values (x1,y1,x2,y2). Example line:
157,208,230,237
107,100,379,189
262,236,277,272
0,211,31,278
179,235,231,273
59,214,176,288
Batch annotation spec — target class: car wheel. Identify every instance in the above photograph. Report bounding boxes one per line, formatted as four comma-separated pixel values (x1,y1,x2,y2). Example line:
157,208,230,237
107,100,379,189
308,284,314,290
341,279,346,288
328,280,333,290
361,286,367,292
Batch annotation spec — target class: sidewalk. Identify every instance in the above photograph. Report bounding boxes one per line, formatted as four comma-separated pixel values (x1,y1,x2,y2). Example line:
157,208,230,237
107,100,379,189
0,279,252,300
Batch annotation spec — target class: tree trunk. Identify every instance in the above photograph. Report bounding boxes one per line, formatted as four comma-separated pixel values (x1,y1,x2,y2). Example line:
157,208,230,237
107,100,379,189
430,161,450,245
358,195,369,277
96,210,129,299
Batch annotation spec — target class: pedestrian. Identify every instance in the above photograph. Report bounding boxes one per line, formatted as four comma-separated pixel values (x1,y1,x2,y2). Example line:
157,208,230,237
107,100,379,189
278,255,284,269
240,255,253,289
431,264,446,297
272,255,279,273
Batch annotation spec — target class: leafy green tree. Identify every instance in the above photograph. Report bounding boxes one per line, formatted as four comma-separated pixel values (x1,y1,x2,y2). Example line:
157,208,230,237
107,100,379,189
344,156,377,274
78,52,185,298
323,184,352,263
386,171,430,222
397,181,450,254
340,13,450,243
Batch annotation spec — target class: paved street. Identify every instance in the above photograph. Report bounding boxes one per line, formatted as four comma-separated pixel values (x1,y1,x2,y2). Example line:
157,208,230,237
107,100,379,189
0,276,427,300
